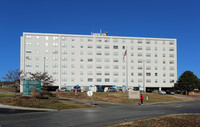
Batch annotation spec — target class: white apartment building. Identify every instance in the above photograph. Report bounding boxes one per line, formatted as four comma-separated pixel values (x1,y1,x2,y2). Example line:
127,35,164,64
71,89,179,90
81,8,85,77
20,32,177,92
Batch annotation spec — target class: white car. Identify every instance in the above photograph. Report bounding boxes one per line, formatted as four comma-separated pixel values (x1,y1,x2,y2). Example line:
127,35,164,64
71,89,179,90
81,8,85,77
56,87,67,92
159,90,166,95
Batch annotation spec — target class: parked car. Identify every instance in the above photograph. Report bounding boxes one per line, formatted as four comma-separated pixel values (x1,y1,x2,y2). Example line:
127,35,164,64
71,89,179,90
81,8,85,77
159,90,166,95
97,87,104,92
166,90,175,95
152,90,159,93
56,87,67,92
108,87,117,92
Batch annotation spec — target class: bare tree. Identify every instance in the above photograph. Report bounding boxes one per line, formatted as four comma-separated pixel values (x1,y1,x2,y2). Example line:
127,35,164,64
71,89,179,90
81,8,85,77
2,69,22,96
29,72,54,91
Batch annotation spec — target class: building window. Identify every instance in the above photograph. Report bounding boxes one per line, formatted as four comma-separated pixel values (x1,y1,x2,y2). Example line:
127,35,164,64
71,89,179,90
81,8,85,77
138,73,142,76
96,51,102,55
122,46,125,49
105,38,110,42
62,57,67,61
53,37,59,40
26,42,32,46
113,72,119,76
53,57,58,61
169,47,174,51
113,52,119,56
26,56,31,60
88,44,93,48
146,59,151,63
138,53,142,57
88,51,93,55
146,66,151,70
52,50,58,54
155,73,158,76
87,65,93,69
88,58,93,62
96,38,102,42
169,41,174,45
62,43,67,47
146,46,151,50
26,50,32,53
105,72,110,75
52,43,58,47
169,60,174,64
87,71,93,75
96,65,102,69
146,73,151,76
52,64,58,68
113,45,118,49
104,65,110,69
138,41,142,44
146,41,150,44
138,46,142,50
104,58,110,62
146,79,151,83
169,54,174,57
105,45,110,49
170,66,174,70
113,58,118,62
96,72,101,75
146,53,151,57
61,37,66,41
62,50,67,54
105,78,110,82
96,45,102,49
138,59,143,63
96,58,102,62
88,38,93,42
113,39,118,42
26,63,31,67
138,66,142,70
138,79,142,83
113,65,119,69
96,78,102,82
88,78,93,82
80,64,84,68
105,52,110,55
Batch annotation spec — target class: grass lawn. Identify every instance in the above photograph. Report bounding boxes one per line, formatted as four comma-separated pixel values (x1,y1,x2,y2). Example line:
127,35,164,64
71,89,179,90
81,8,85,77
0,93,95,110
0,87,20,93
56,92,191,104
110,114,200,127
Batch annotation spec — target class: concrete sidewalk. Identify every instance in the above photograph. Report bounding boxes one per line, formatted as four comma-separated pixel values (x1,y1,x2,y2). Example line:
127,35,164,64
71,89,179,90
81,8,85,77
0,103,57,112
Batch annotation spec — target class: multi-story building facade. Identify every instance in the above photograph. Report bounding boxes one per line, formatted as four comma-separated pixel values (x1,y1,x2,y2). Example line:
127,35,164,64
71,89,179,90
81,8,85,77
20,32,177,92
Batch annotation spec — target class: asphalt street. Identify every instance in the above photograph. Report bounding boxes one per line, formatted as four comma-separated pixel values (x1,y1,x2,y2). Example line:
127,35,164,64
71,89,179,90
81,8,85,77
0,100,200,127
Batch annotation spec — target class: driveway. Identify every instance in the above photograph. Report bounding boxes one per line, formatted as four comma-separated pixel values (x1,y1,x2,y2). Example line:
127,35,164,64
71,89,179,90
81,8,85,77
0,100,200,127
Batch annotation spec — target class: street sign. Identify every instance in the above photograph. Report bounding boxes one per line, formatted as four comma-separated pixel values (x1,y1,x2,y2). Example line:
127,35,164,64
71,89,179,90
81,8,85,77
123,85,125,87
112,85,115,87
138,85,141,88
76,84,79,87
100,85,102,87
90,85,92,87
87,91,93,97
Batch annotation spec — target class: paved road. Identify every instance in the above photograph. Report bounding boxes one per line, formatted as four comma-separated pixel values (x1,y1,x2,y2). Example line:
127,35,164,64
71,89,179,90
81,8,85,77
0,100,200,127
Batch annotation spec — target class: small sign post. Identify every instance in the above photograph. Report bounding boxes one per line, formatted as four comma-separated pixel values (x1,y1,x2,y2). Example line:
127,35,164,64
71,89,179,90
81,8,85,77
87,91,94,105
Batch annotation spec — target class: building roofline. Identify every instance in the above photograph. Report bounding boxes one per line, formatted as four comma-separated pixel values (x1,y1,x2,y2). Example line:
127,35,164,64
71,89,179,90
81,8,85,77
23,32,177,40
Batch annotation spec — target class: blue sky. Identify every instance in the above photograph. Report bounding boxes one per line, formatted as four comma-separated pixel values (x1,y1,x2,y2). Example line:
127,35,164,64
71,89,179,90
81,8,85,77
0,0,200,80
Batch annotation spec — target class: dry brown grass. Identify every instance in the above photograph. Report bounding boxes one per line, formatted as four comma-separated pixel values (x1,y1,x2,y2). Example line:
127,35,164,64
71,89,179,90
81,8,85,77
56,92,191,104
110,114,200,127
0,93,95,110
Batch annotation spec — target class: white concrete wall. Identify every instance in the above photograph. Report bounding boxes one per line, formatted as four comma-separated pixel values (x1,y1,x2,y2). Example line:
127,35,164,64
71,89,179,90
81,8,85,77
20,32,177,91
